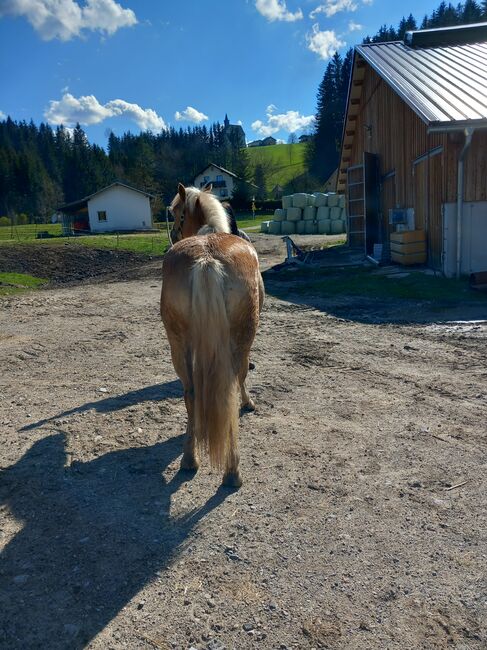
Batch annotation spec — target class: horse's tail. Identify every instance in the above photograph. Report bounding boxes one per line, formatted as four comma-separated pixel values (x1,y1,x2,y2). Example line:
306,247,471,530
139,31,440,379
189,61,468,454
190,257,238,469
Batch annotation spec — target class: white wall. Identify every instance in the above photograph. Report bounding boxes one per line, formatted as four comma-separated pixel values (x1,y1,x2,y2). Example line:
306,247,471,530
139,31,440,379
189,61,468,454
88,185,152,232
443,201,487,277
193,165,234,199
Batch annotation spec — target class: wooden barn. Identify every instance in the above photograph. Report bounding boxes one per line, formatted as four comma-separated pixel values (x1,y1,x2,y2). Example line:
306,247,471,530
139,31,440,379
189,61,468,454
338,22,487,277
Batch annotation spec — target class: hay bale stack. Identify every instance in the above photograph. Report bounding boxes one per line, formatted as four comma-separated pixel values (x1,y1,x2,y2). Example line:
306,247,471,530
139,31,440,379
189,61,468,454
307,194,316,206
296,220,306,234
268,220,282,235
318,219,331,235
274,208,286,221
281,221,295,235
331,219,345,234
260,220,270,233
292,193,308,208
282,195,293,209
303,206,316,221
338,194,346,208
304,220,318,235
330,206,342,220
286,207,302,222
314,193,328,207
327,194,339,207
317,206,330,220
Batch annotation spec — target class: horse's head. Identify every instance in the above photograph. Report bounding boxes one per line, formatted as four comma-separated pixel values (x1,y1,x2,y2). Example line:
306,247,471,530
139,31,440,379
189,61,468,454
169,183,215,244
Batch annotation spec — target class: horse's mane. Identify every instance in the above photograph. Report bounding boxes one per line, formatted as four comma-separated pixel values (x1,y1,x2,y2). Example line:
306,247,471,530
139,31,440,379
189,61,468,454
184,187,231,234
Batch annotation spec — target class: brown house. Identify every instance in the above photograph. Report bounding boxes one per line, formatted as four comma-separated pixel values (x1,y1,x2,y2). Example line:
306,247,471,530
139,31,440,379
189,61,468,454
338,22,487,276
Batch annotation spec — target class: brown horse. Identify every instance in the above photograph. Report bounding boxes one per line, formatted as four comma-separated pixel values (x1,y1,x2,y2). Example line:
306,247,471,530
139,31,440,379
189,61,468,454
160,184,264,487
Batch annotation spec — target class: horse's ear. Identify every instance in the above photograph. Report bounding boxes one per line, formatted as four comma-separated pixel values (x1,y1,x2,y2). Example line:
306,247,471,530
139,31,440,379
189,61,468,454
178,183,186,201
204,183,213,193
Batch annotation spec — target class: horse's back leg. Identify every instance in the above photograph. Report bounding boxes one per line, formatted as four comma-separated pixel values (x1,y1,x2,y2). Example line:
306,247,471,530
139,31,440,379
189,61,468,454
166,330,199,471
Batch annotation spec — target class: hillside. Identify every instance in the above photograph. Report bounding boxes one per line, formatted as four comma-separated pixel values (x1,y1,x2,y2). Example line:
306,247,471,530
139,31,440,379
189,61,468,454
246,142,307,193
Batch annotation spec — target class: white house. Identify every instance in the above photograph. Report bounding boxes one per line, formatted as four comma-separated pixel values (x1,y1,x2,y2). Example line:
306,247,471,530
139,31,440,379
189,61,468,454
58,182,153,233
193,164,239,200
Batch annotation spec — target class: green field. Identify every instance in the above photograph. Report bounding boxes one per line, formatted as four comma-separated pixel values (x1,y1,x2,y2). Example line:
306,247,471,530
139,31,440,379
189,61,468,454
0,215,268,255
247,142,307,191
0,223,62,241
0,272,48,296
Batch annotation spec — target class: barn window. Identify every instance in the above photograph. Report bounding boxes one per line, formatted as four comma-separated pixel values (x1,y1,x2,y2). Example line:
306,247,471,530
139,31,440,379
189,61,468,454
97,211,107,222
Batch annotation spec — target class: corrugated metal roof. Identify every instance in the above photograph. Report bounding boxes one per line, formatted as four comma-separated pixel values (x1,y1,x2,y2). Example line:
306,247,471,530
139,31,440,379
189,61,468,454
356,40,487,128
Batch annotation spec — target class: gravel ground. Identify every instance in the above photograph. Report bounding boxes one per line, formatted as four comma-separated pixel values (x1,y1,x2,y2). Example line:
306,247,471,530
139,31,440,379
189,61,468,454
0,236,486,649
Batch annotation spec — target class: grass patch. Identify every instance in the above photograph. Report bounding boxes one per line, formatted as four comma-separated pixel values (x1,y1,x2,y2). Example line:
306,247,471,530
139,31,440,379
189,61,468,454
246,143,307,191
266,266,487,304
0,232,170,255
0,272,48,295
237,214,273,230
0,223,62,241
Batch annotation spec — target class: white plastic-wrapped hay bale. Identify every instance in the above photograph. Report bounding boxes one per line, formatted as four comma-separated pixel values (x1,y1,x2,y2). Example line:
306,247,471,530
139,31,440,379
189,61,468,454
286,207,302,222
296,220,306,234
317,206,330,220
281,221,296,235
314,193,328,207
268,220,282,235
318,219,331,235
340,206,346,219
307,194,316,206
282,195,293,209
274,208,286,221
303,206,316,221
330,206,342,220
304,220,318,235
260,220,270,233
331,219,345,234
338,194,346,208
292,193,308,208
327,193,339,207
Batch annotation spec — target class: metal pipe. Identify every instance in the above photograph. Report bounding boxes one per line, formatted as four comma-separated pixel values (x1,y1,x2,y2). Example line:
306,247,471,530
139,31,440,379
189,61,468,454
456,127,474,278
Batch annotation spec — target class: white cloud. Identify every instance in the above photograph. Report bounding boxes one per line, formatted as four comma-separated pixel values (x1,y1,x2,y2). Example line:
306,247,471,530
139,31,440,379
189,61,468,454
348,20,363,31
0,110,6,121
307,25,345,60
310,0,357,18
44,93,166,131
266,103,277,114
251,108,314,137
0,0,137,41
174,106,209,123
255,0,303,22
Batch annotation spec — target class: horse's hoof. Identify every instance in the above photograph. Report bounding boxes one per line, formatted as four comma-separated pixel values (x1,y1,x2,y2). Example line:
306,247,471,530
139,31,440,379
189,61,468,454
240,399,256,414
222,472,242,488
249,361,256,371
180,454,199,471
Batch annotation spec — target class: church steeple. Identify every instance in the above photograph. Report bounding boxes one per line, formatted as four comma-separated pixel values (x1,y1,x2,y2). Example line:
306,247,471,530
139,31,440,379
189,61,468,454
224,114,230,129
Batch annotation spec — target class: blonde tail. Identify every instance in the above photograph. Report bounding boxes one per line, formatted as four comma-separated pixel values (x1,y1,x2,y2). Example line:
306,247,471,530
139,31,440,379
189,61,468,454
190,258,238,469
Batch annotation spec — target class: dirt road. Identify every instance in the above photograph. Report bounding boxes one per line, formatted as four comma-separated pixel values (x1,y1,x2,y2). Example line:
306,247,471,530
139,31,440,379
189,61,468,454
0,238,486,649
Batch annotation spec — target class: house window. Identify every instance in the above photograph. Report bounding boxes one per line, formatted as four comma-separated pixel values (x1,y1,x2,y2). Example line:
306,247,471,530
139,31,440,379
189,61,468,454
203,175,210,183
97,210,107,222
216,175,223,182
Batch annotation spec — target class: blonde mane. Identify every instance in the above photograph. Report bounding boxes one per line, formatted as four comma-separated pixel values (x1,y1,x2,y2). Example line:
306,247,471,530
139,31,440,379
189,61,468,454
184,187,231,234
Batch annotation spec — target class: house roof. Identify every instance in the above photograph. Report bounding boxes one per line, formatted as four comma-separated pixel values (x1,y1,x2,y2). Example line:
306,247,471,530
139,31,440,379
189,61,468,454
58,182,154,212
194,163,240,180
356,37,487,130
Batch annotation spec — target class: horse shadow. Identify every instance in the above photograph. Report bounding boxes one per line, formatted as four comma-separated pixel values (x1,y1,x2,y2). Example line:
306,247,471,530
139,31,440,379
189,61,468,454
0,432,230,648
20,379,184,432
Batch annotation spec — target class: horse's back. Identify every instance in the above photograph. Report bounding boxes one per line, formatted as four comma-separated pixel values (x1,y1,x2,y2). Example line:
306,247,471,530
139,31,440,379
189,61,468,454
161,233,260,326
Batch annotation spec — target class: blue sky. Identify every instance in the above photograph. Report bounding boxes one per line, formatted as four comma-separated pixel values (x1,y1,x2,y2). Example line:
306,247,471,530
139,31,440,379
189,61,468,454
0,0,442,147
